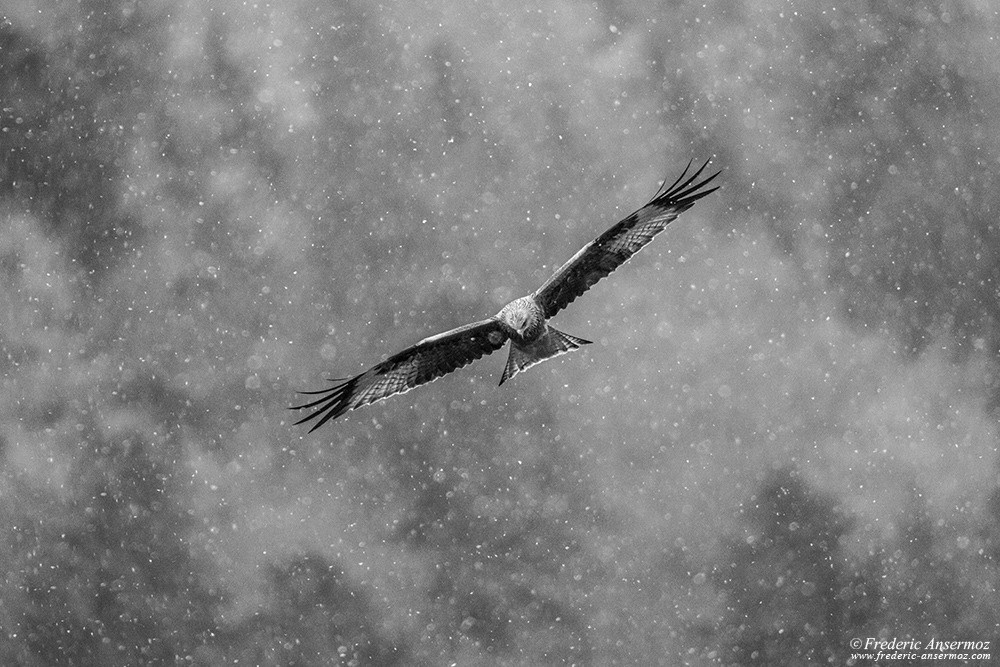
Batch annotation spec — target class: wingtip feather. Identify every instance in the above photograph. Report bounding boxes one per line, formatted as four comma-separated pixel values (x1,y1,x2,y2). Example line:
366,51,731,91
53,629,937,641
290,377,358,430
654,158,721,209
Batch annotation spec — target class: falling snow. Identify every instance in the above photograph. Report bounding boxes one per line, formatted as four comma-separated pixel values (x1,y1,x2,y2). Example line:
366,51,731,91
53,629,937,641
2,0,999,664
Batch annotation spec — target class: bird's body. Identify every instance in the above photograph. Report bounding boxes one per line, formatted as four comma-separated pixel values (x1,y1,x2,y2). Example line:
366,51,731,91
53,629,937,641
494,293,590,384
293,160,720,431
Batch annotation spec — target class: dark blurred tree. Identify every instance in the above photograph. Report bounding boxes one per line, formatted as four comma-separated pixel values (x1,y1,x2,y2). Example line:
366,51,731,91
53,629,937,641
221,554,411,666
9,430,221,664
1,2,288,663
713,468,879,665
714,469,1000,664
0,3,171,280
875,487,999,642
366,405,599,664
699,0,1000,360
814,2,1000,359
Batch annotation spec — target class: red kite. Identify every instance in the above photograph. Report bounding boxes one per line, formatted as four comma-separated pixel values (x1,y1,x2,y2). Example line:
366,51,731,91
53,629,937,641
293,160,719,430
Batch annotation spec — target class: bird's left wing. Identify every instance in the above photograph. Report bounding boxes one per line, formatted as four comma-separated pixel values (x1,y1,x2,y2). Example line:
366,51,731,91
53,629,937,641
291,318,510,431
533,159,720,318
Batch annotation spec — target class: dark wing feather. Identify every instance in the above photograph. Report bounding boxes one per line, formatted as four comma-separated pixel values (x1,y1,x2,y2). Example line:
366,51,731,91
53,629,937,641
291,318,509,431
533,159,720,318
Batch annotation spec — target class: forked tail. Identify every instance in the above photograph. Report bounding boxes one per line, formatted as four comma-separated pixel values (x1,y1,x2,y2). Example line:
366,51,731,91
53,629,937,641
500,326,591,385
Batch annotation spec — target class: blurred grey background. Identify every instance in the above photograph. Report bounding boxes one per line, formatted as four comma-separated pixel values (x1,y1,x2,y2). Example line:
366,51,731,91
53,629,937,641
2,0,998,664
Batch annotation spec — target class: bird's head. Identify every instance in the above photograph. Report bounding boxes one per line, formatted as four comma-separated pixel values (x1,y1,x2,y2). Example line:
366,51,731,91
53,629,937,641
500,297,541,339
509,309,529,336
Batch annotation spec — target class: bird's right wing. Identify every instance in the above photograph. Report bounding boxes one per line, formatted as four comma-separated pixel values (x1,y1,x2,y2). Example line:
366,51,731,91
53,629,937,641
291,318,510,431
533,159,720,318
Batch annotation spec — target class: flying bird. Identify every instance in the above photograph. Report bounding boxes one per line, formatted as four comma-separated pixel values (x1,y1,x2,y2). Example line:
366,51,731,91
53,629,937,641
293,159,720,431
